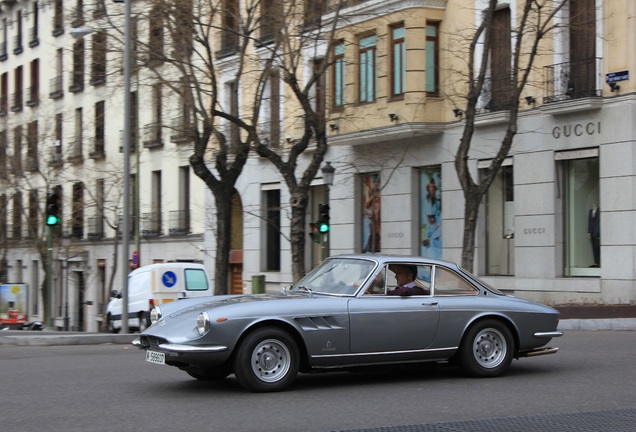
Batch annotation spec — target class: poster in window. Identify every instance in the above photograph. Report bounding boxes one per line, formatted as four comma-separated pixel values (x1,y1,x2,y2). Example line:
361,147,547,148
362,173,381,253
420,168,442,259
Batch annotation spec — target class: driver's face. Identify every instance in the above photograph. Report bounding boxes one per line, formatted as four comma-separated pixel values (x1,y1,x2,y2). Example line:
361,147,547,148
394,269,411,287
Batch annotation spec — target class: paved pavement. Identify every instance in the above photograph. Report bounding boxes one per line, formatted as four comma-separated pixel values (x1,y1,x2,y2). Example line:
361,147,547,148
1,316,635,346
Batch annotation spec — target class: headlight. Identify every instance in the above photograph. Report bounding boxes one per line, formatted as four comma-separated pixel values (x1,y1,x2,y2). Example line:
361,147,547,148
196,311,210,336
150,306,162,325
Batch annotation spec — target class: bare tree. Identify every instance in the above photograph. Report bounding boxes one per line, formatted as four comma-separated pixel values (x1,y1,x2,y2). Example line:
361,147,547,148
451,0,567,271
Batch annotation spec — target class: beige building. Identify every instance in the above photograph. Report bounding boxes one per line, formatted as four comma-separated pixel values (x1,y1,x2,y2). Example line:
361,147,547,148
214,0,636,308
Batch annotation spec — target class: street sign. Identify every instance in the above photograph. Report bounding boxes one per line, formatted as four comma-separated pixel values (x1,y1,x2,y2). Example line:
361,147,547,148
606,70,629,83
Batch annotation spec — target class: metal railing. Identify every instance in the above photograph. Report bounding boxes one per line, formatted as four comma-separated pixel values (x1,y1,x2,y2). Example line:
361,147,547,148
544,57,603,104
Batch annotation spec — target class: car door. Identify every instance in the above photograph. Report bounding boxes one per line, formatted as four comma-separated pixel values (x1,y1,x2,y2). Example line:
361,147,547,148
348,263,440,353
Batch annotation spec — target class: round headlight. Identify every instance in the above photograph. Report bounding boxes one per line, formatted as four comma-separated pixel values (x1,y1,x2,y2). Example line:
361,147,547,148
196,311,210,336
150,306,162,325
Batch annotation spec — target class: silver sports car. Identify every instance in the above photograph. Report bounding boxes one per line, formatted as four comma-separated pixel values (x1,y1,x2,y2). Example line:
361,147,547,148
132,255,562,392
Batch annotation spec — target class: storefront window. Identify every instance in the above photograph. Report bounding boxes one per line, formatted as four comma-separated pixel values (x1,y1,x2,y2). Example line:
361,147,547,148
419,167,442,259
361,173,381,253
485,165,514,275
564,157,600,275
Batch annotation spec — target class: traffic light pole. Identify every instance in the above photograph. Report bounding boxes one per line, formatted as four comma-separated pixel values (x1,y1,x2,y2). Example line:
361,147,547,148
46,225,53,328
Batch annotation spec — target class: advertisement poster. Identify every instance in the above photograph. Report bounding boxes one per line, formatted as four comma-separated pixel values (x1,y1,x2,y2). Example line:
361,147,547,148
420,168,442,259
0,283,28,326
362,173,381,253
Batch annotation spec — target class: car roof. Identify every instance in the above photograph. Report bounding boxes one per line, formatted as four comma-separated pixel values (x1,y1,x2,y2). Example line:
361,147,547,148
327,254,462,271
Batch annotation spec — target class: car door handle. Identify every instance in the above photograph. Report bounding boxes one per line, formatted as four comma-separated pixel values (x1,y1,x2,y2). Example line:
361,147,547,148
422,301,438,306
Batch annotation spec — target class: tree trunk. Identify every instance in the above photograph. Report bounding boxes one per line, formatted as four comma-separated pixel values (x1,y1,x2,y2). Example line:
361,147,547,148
461,192,481,272
212,189,233,295
289,190,308,282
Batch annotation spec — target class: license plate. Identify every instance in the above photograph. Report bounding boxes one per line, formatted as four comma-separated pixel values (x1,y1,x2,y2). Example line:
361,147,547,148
145,350,165,365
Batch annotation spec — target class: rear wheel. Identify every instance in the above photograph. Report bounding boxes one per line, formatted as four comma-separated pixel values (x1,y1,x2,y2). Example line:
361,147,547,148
232,327,299,392
459,319,514,377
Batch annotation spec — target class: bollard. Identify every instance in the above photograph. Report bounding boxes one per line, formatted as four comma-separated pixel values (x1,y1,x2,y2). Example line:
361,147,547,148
252,275,265,294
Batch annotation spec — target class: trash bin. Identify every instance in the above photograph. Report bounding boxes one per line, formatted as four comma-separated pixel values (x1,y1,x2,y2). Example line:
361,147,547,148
252,275,265,294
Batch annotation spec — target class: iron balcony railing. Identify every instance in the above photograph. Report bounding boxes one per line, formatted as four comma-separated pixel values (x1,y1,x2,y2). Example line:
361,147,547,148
544,57,603,104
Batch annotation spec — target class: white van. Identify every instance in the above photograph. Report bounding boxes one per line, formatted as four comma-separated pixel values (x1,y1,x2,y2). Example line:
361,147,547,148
106,263,212,333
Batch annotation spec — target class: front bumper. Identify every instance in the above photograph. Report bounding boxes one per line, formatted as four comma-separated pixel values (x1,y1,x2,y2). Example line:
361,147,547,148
132,337,227,354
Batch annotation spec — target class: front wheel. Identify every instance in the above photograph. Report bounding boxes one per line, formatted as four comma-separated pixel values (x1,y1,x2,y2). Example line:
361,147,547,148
459,319,514,378
232,327,299,392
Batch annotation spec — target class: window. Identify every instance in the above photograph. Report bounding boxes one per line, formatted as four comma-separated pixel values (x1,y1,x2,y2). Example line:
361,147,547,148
70,39,85,93
169,166,190,235
93,0,106,19
260,0,282,43
26,121,38,171
12,66,23,111
221,0,239,55
72,182,84,238
27,59,39,106
14,10,23,55
52,185,63,234
12,192,22,239
304,0,327,28
390,24,405,98
49,49,63,99
72,0,84,28
88,179,104,239
568,0,597,98
0,73,7,114
185,268,209,291
0,195,6,241
30,2,40,47
13,126,22,175
28,189,38,238
93,101,105,158
1,18,7,60
91,32,106,86
144,83,162,148
145,170,162,236
484,163,514,275
50,113,63,166
425,22,439,95
173,0,193,59
434,267,478,296
361,173,381,253
264,189,281,271
148,7,164,65
489,8,512,111
71,107,83,161
358,35,377,103
420,167,442,259
332,41,345,109
313,59,326,123
0,130,6,179
53,0,64,37
263,71,280,146
227,80,239,148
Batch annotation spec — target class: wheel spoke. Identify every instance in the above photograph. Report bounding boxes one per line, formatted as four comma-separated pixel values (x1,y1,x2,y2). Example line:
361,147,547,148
250,339,291,383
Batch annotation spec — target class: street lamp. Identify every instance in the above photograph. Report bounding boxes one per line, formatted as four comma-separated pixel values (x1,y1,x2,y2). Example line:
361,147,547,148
321,162,335,257
70,0,132,333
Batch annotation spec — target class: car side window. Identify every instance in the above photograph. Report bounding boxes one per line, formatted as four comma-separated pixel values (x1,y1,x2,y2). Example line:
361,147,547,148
184,269,209,291
433,267,478,296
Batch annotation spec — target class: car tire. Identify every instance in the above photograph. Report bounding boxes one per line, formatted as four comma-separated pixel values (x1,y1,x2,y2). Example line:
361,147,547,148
459,319,514,378
232,327,299,392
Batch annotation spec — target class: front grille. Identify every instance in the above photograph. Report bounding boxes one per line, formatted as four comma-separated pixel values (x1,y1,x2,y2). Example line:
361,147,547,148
140,335,168,349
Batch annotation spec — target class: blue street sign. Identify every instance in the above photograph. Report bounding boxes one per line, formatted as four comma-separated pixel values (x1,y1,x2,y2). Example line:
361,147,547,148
162,271,177,288
606,70,629,83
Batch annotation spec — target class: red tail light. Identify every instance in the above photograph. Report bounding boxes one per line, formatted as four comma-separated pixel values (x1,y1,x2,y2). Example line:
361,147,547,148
149,299,156,310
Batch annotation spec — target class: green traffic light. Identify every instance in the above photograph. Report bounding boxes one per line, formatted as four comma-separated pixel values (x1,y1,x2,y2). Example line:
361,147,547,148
46,215,59,226
318,223,329,233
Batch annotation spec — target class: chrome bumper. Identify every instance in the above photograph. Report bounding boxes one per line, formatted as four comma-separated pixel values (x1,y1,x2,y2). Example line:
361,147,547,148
534,331,564,338
132,337,227,354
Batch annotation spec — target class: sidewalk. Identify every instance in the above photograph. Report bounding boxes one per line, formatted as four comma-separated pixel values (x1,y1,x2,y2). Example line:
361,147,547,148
1,305,634,347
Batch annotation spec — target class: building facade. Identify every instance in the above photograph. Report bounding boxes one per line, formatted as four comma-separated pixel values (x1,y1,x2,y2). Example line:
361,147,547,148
0,0,208,331
208,0,636,308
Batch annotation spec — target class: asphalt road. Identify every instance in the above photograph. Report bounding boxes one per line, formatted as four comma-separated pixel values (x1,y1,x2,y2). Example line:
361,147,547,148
1,330,634,432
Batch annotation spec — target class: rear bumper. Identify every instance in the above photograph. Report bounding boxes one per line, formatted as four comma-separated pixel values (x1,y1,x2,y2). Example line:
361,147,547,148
534,331,563,338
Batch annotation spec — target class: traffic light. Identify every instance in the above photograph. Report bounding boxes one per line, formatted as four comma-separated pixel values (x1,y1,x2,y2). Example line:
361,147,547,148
45,193,60,226
318,203,330,233
309,222,320,243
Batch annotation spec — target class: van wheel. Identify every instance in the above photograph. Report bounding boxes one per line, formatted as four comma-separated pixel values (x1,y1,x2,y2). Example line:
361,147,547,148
107,314,119,334
138,315,148,333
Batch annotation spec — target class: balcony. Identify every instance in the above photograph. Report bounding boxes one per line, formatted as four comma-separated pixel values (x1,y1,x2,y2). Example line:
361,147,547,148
49,76,63,99
0,96,7,116
12,34,22,55
168,210,189,236
170,117,192,143
0,40,6,61
143,123,163,149
10,91,23,112
49,152,63,167
544,58,603,104
142,212,162,237
68,71,84,93
87,217,104,240
25,155,38,172
26,86,39,107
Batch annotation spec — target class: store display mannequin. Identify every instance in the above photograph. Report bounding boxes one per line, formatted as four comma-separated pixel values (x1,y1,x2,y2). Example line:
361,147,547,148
587,204,600,267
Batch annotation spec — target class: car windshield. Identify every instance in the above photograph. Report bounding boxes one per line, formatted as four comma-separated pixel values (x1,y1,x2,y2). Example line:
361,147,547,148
293,258,376,296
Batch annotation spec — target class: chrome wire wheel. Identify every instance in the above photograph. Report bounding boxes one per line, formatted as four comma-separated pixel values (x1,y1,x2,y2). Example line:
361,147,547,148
472,328,507,369
250,338,292,383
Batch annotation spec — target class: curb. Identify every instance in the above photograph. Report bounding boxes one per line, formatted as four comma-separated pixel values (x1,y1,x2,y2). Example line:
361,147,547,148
0,332,137,347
